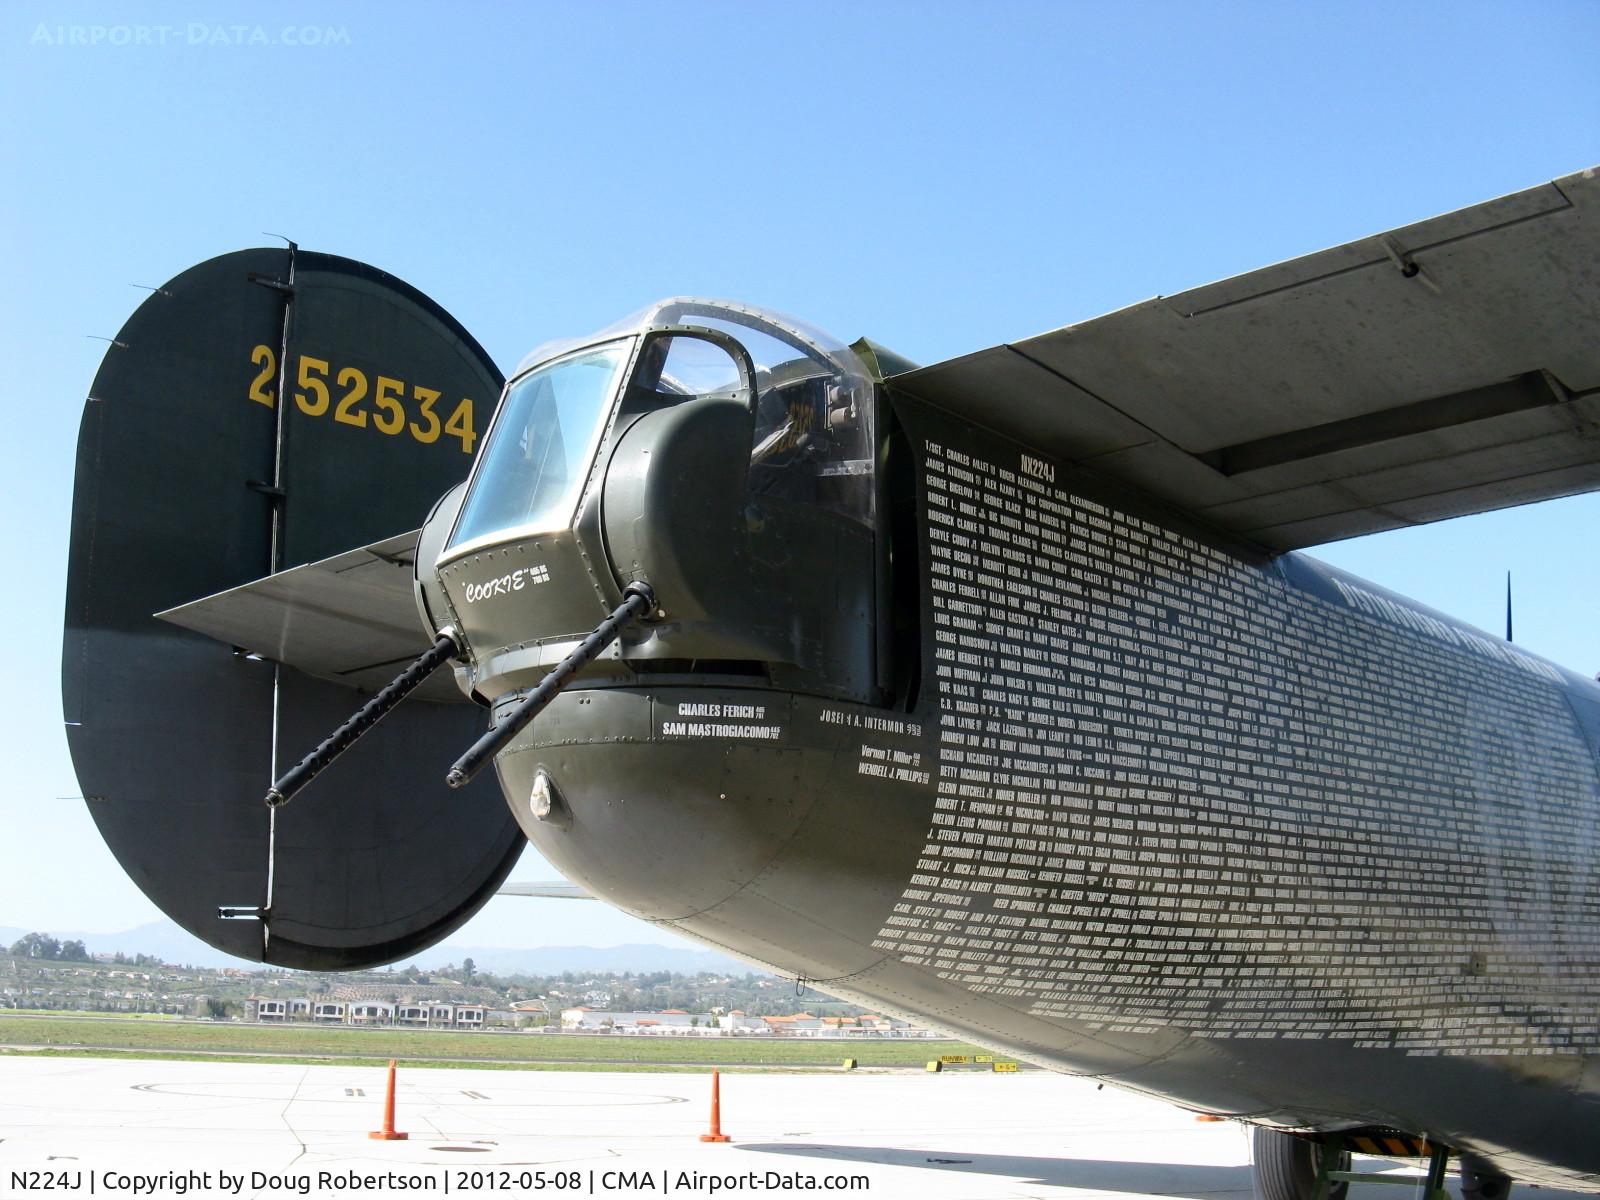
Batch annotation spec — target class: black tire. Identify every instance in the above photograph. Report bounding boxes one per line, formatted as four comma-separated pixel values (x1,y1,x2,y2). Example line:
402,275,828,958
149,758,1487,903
1251,1128,1350,1200
1459,1157,1513,1200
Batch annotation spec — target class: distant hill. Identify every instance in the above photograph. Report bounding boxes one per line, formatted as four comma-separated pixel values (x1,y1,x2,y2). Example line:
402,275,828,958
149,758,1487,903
415,943,757,976
0,921,240,968
0,921,758,977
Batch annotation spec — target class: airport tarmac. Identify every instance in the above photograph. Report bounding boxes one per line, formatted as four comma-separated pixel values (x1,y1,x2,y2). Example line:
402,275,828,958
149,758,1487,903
1,1057,1450,1200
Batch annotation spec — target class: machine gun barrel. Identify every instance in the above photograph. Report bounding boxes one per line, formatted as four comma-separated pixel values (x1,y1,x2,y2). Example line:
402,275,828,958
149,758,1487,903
445,582,655,790
264,631,461,807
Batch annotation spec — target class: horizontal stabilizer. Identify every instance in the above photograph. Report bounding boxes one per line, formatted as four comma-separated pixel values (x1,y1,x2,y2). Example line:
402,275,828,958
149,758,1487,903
497,881,594,900
892,167,1600,550
157,530,463,701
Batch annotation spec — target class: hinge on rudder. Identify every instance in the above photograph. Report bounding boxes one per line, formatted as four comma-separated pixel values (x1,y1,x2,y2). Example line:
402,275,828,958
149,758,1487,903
218,904,272,961
247,273,295,296
218,906,269,920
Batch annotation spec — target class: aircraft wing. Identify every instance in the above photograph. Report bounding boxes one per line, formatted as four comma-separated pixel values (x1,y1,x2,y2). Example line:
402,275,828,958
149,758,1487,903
890,166,1600,551
496,881,594,900
155,529,465,701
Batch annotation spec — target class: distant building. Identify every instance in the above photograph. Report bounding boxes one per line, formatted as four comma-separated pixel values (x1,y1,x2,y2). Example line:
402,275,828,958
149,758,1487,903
561,1007,703,1030
249,997,487,1028
245,997,286,1022
762,1013,824,1035
855,1014,918,1033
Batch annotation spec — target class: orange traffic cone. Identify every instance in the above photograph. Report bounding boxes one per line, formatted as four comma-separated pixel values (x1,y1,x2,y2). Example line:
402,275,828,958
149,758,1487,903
698,1070,731,1142
369,1060,409,1140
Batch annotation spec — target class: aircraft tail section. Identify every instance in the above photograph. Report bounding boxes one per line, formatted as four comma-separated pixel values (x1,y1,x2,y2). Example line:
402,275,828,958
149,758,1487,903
62,248,520,970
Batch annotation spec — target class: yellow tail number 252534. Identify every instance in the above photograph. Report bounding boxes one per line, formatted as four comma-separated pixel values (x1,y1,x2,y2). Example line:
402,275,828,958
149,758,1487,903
248,344,476,454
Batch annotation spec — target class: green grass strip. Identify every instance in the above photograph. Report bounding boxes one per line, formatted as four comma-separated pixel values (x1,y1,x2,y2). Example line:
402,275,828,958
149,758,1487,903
0,1015,994,1068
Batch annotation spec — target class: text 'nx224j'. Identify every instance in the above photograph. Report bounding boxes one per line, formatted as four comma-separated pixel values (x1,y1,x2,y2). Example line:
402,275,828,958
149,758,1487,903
64,167,1600,1196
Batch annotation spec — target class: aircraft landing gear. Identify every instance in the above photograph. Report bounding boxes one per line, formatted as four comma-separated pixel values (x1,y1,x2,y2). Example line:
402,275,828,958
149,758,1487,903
1251,1128,1350,1200
1458,1156,1513,1200
1253,1129,1502,1200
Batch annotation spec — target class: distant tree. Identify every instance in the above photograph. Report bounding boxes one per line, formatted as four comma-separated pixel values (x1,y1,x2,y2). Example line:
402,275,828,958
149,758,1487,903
461,957,476,982
202,997,233,1019
59,939,89,962
10,933,62,960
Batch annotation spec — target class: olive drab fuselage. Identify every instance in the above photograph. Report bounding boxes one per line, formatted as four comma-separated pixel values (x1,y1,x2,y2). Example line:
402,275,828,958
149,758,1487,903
418,300,1600,1189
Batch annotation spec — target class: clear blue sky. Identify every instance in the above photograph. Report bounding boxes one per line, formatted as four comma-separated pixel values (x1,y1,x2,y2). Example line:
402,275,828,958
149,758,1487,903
3,2,1598,951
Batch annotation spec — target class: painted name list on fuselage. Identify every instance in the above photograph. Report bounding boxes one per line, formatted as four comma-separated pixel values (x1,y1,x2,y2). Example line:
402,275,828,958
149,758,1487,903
872,431,1600,1056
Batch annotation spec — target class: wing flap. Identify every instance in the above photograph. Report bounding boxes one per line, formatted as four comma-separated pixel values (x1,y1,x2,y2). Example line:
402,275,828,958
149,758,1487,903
890,167,1600,550
1169,176,1572,318
156,529,465,701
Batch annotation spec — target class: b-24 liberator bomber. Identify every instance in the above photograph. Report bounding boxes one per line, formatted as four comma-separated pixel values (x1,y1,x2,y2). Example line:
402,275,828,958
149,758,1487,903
65,168,1600,1197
